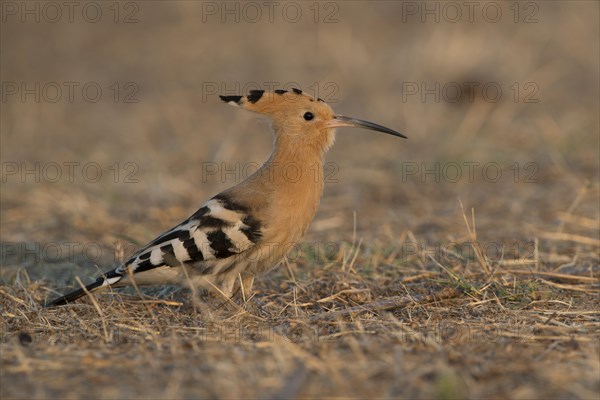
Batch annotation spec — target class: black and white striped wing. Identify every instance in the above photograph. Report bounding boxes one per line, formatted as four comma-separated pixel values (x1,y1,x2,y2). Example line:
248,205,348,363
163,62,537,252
117,196,262,276
45,196,262,307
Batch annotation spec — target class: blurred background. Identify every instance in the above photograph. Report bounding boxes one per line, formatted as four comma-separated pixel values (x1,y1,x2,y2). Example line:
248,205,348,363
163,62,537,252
1,1,598,282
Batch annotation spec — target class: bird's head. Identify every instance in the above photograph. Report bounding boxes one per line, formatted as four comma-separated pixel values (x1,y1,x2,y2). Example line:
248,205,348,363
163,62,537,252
220,88,405,154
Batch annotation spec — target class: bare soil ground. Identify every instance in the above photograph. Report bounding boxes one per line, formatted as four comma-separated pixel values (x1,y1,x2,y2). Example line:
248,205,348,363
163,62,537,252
1,2,599,399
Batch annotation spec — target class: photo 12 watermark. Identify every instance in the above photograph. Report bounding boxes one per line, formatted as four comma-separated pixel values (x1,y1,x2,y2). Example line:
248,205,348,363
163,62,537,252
1,238,539,272
400,1,540,24
399,162,539,184
1,82,140,104
200,1,340,24
201,161,339,184
397,239,538,264
401,81,539,104
1,241,110,265
0,240,341,267
3,320,537,345
1,162,140,184
201,81,340,103
1,1,140,24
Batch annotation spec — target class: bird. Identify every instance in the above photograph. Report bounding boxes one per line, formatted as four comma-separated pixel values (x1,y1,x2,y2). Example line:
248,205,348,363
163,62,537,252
45,88,406,307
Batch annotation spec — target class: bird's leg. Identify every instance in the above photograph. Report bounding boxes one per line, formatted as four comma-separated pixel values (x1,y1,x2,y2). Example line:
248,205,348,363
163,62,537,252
221,273,254,304
240,274,254,300
218,277,235,299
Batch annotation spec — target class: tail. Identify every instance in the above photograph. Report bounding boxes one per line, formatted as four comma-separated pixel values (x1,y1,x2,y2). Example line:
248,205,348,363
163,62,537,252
45,270,123,307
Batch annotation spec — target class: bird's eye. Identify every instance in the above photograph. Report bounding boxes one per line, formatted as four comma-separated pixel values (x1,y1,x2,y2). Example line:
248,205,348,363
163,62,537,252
303,111,314,121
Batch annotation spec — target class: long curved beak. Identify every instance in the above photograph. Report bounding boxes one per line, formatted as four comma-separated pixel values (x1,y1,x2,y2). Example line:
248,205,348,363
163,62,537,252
325,115,407,138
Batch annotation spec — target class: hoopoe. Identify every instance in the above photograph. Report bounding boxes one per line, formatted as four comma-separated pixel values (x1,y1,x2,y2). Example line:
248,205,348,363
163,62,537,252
46,88,405,307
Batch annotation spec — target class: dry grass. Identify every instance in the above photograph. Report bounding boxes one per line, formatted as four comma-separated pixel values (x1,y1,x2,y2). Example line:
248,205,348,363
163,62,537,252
2,243,599,399
1,1,599,399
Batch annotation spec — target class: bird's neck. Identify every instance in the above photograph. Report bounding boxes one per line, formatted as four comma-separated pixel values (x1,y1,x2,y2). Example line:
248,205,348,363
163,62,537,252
256,139,326,241
263,142,325,197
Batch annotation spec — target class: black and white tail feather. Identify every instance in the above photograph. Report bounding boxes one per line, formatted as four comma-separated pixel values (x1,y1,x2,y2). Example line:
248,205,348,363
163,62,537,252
45,195,262,307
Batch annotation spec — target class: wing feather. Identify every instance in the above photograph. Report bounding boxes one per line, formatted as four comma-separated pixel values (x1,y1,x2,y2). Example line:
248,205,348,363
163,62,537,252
116,197,262,276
